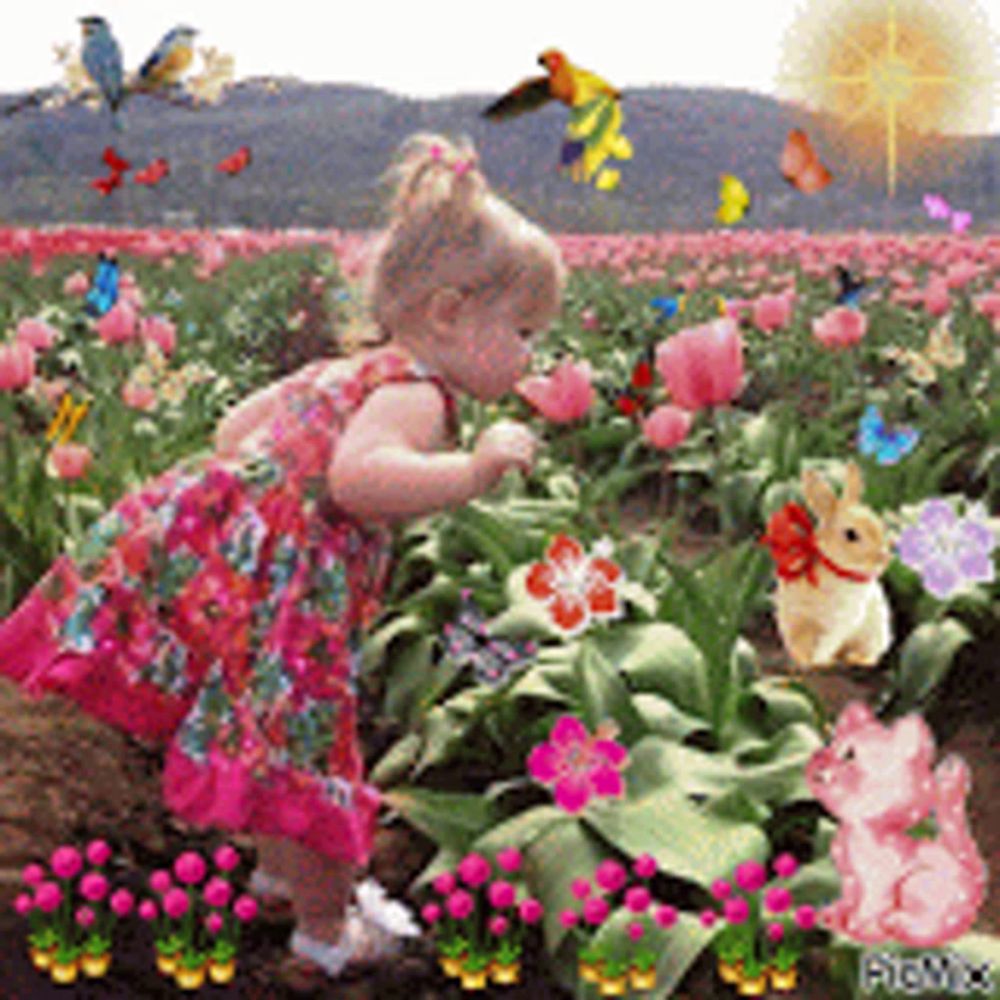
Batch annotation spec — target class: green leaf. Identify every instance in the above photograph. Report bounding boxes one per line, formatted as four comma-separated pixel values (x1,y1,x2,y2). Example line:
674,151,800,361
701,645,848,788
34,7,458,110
384,634,437,725
473,804,567,856
891,618,972,715
369,732,422,787
584,787,768,889
383,787,496,853
631,693,708,742
575,641,647,745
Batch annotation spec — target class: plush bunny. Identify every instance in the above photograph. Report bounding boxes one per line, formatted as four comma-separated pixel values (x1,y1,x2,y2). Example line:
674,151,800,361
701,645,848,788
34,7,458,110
762,462,892,669
806,701,986,947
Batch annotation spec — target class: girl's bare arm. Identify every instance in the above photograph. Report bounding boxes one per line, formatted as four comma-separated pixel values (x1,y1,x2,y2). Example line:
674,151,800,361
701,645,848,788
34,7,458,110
328,381,482,524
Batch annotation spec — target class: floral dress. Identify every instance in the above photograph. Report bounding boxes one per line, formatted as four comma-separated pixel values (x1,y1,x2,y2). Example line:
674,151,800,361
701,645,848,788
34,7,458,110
0,348,459,865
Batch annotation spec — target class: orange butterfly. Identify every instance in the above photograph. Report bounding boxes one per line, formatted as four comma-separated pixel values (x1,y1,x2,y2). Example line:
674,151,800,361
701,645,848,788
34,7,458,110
216,146,251,175
780,129,832,194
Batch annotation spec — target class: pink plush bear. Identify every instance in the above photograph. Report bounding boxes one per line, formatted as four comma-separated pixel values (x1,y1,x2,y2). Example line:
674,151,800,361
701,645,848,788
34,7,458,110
805,701,986,947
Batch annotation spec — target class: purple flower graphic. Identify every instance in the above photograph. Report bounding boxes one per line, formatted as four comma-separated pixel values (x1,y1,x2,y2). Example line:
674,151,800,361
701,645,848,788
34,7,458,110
896,499,996,599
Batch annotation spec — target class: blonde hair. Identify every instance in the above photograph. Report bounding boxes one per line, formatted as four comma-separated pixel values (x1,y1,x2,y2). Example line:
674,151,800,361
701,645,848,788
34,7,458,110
359,132,565,342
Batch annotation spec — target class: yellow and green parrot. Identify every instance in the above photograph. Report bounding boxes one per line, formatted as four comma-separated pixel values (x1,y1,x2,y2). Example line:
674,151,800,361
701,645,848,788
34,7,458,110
483,49,632,190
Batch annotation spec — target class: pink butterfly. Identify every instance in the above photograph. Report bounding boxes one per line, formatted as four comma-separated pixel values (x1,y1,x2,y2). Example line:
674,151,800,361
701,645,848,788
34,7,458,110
923,193,973,234
950,210,972,235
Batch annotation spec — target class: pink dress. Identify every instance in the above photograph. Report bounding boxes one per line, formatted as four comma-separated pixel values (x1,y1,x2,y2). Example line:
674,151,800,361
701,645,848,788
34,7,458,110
0,348,458,865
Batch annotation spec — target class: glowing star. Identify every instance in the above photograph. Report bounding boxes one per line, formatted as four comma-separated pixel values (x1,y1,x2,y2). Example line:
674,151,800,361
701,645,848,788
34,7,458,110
777,0,1000,196
806,702,986,947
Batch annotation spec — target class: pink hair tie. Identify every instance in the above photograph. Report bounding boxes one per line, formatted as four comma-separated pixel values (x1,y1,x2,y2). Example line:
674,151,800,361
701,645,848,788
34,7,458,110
452,157,476,177
429,144,444,162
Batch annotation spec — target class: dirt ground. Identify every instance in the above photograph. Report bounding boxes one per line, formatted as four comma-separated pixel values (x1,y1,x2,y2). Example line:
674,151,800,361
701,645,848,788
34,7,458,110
0,489,995,998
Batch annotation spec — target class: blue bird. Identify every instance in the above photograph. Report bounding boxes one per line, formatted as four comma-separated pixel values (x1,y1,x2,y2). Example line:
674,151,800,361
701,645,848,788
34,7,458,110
137,26,198,91
79,16,125,130
857,404,920,466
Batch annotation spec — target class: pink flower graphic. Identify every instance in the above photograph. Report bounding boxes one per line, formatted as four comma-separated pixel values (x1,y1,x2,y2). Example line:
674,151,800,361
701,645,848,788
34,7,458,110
527,715,628,813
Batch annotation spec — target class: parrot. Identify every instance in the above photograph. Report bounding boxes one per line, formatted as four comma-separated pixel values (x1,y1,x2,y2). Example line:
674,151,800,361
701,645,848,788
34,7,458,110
483,50,632,189
136,26,199,91
79,16,125,130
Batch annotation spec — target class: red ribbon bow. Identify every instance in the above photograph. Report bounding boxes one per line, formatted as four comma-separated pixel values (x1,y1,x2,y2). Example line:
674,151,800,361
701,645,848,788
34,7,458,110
760,501,870,585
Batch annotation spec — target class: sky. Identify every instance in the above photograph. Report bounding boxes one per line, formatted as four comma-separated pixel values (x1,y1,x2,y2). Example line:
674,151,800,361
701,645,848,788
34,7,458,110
2,0,1000,129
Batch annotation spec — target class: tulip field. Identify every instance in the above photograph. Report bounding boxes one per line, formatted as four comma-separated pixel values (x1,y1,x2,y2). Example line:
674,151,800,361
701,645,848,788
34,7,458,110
0,225,998,997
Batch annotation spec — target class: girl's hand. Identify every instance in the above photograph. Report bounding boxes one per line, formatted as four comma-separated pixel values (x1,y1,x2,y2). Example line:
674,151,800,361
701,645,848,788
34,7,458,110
472,420,539,492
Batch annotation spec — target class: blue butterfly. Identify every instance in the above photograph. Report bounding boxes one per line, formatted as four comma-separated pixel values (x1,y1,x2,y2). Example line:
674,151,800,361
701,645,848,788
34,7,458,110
84,252,119,318
649,294,686,321
857,404,919,465
835,265,883,309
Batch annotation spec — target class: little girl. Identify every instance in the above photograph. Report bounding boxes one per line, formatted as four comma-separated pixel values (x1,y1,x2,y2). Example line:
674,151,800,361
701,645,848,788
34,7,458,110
0,132,565,988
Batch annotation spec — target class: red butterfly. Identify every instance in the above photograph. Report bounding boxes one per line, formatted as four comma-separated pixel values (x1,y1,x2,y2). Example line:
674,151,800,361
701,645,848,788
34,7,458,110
102,146,131,174
614,351,655,419
216,146,251,175
134,158,170,186
90,171,123,196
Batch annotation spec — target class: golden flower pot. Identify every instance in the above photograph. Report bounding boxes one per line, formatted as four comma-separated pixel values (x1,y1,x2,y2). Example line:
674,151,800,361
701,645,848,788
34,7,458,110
175,962,208,990
208,958,237,984
490,961,521,984
770,965,799,992
579,960,604,983
81,951,112,977
717,958,744,984
629,966,658,990
737,970,769,996
440,954,466,978
459,967,489,990
29,945,56,971
156,951,179,976
598,973,629,996
50,958,80,985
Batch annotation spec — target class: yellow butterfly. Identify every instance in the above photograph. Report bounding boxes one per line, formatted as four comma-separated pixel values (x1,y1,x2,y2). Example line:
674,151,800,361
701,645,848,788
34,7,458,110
717,174,751,225
882,315,966,385
45,393,88,445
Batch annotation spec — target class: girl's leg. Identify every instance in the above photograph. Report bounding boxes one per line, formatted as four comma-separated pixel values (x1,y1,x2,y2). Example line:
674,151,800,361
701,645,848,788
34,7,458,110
284,839,358,945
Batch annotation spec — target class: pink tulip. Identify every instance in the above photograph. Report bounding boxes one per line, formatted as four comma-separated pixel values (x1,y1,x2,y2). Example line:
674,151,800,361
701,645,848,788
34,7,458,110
35,882,63,913
149,869,172,894
140,315,176,356
138,899,159,922
642,404,692,450
625,886,651,913
16,318,58,352
51,846,82,880
213,844,241,872
14,893,34,915
633,854,657,879
432,872,457,896
457,853,491,888
627,920,646,941
80,872,109,902
489,914,510,936
21,863,45,887
735,861,767,893
110,888,134,916
579,307,600,330
446,889,474,921
923,280,951,316
0,341,36,391
559,909,579,928
773,853,799,879
76,905,96,928
488,880,516,909
50,442,93,480
203,876,232,908
767,922,785,943
233,894,258,922
655,319,744,411
654,904,677,929
63,271,90,297
174,850,207,885
812,306,867,349
421,903,442,925
96,301,139,345
582,896,610,925
163,887,189,919
724,897,750,924
516,359,594,423
122,381,157,411
518,898,544,924
594,860,628,894
205,912,224,934
85,840,112,867
752,293,793,332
